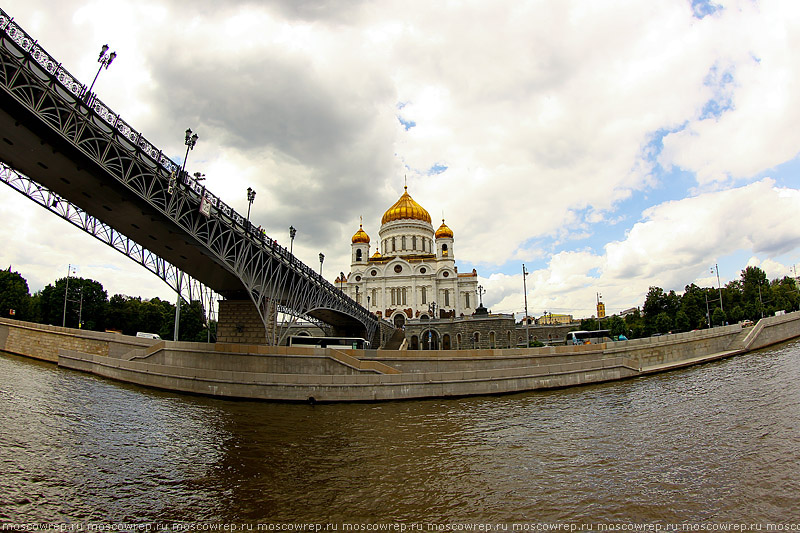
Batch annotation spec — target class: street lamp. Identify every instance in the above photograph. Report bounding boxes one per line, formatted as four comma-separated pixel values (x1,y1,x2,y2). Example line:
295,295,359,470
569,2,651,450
522,264,530,347
711,264,724,313
478,285,486,307
289,226,297,254
61,264,77,328
319,253,325,276
246,187,256,223
180,128,198,180
86,44,116,102
193,172,205,181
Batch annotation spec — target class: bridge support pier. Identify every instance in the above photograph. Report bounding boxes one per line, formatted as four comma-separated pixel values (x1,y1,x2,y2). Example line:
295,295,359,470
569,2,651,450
217,300,276,345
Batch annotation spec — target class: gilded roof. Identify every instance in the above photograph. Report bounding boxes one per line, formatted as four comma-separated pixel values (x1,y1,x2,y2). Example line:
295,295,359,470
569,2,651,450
381,187,432,224
435,219,454,239
351,224,370,244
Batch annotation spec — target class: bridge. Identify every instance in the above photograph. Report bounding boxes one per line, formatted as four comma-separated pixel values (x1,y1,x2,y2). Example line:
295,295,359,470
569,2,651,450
0,8,388,346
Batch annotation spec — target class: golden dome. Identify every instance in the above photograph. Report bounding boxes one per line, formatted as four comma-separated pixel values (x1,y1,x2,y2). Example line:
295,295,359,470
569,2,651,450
351,224,370,244
370,250,383,259
381,187,432,224
435,219,454,239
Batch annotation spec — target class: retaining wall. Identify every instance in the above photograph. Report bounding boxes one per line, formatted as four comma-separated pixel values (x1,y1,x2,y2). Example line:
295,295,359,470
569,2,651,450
3,312,800,402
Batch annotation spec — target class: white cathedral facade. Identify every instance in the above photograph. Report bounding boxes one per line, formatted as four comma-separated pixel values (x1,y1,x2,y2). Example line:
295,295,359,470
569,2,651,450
338,187,479,328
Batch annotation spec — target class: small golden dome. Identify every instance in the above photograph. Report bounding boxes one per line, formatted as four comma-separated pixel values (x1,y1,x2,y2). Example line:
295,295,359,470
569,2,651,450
371,250,383,259
381,187,432,225
435,219,454,239
351,224,370,244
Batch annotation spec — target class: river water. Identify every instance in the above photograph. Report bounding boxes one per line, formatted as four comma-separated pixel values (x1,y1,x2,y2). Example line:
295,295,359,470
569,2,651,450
1,340,800,525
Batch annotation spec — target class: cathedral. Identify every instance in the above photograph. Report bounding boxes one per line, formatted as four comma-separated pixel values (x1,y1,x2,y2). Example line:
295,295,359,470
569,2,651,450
339,187,479,329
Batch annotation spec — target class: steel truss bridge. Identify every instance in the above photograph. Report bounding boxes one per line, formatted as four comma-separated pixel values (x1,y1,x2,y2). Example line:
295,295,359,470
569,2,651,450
0,8,385,346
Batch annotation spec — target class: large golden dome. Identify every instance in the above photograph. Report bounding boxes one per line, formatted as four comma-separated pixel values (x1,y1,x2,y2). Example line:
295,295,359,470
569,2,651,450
435,219,454,239
351,224,370,244
381,187,432,224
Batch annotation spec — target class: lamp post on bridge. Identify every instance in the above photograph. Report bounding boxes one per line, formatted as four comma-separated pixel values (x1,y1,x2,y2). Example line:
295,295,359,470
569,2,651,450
289,226,296,255
246,187,256,224
319,253,325,276
180,128,198,180
86,44,116,103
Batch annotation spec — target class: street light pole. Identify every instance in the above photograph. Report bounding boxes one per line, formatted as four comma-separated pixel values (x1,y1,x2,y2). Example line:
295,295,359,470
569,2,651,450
289,226,296,254
180,128,198,180
319,253,325,276
522,264,530,347
86,44,116,102
246,187,256,223
712,263,724,313
61,264,76,328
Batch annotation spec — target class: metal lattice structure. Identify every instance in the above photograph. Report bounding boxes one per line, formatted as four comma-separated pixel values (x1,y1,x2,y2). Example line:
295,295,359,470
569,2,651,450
0,161,218,322
0,8,384,345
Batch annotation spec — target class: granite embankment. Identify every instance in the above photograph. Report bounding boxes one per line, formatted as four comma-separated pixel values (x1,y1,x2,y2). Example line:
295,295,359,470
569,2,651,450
1,311,799,402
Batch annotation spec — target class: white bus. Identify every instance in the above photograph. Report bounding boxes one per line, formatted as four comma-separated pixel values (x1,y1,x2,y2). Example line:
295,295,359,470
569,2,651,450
288,336,370,349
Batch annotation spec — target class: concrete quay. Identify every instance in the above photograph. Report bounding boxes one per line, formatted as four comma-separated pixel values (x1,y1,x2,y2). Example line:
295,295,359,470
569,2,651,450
1,311,799,402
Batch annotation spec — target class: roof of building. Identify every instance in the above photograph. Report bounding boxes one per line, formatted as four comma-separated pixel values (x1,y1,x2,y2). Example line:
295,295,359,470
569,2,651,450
435,219,454,239
381,187,432,224
351,224,370,244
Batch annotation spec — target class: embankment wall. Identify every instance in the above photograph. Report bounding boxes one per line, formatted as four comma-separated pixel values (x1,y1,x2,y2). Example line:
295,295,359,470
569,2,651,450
2,312,800,402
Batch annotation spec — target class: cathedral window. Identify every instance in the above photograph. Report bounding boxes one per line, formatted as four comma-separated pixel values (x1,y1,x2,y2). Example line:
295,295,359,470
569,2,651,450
465,292,470,308
421,286,427,304
392,237,396,252
391,288,396,305
371,289,377,306
444,289,450,307
402,236,406,250
412,236,417,250
356,249,362,262
402,288,407,306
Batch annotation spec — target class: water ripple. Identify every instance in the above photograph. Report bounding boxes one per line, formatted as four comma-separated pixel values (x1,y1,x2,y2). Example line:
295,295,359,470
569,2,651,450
2,341,800,522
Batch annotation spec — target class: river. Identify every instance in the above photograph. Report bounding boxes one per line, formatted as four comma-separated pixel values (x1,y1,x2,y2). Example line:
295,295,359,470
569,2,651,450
1,340,799,525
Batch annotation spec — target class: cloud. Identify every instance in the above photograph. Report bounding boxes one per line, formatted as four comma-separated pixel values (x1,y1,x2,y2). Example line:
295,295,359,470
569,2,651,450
2,0,800,321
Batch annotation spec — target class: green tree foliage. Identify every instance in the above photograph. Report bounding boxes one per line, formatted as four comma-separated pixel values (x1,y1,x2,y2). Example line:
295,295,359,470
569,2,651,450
712,307,727,326
0,268,30,320
655,312,673,334
674,310,691,332
606,315,627,338
771,276,800,314
38,277,107,329
106,295,176,337
178,300,208,341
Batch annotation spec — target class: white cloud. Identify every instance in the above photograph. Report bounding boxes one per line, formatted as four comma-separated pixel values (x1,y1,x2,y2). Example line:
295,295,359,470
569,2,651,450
2,0,800,322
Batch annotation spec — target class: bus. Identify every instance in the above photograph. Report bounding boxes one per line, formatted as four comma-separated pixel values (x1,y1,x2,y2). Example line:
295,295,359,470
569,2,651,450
565,330,612,345
288,336,371,349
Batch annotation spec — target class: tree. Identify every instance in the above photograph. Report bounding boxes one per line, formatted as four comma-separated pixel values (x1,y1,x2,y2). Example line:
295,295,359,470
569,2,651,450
741,266,770,321
178,300,206,341
580,318,598,331
607,315,627,338
39,276,107,329
712,307,727,327
674,310,691,332
0,269,30,320
680,284,706,330
655,312,673,334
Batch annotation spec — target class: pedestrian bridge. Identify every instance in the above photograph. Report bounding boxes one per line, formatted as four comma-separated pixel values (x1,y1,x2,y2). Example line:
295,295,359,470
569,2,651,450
0,8,387,346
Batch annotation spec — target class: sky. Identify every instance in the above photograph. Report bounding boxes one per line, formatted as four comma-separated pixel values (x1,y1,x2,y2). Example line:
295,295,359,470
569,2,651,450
1,0,800,320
